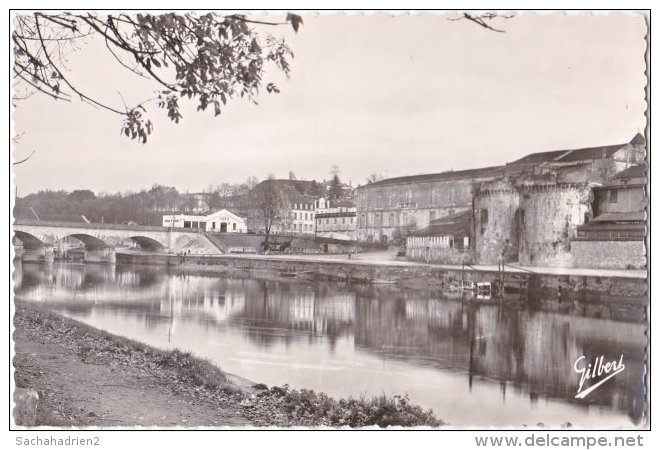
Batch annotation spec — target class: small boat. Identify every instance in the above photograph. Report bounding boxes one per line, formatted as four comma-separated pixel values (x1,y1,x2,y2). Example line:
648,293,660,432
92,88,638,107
451,280,492,297
476,282,492,295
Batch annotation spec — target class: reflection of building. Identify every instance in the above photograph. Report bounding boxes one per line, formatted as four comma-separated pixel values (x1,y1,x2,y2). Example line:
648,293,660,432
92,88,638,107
315,198,357,241
162,209,247,233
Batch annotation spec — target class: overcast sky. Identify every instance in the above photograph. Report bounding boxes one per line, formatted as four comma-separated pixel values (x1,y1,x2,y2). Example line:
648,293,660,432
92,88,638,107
12,11,647,195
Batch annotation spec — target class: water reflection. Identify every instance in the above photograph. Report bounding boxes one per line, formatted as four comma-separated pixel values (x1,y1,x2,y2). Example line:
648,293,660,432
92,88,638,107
14,261,646,427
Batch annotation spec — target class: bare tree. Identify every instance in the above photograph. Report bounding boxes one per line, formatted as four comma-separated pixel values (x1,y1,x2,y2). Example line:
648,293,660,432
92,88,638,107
251,181,286,245
12,12,303,142
366,173,384,184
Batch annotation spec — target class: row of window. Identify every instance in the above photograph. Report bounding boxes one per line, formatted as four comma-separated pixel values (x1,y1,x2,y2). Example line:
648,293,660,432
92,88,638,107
292,212,314,220
358,187,458,208
284,223,314,231
316,217,354,225
293,203,314,210
182,221,237,230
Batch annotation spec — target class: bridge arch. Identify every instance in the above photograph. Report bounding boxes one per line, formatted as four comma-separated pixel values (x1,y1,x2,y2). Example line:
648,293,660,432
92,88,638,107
63,234,109,250
129,236,165,251
14,231,46,249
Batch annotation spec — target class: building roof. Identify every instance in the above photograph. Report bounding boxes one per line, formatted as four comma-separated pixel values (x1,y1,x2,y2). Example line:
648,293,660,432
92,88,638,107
509,134,643,166
331,200,356,208
253,179,324,203
630,133,646,146
413,209,472,237
363,166,504,188
614,162,647,180
592,212,646,222
577,221,646,233
509,143,627,165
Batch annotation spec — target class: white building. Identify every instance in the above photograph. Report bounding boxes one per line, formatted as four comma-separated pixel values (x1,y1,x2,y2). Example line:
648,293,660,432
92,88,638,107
315,199,357,241
163,209,247,233
288,200,317,235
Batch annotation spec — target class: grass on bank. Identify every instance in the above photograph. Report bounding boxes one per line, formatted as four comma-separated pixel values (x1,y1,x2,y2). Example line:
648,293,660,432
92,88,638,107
14,302,443,428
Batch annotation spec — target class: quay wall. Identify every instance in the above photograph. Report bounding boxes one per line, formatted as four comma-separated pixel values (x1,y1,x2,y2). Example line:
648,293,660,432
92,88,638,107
114,253,647,298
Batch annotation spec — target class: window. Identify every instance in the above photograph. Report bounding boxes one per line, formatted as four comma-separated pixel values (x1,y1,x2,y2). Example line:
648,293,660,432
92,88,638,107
480,208,489,225
609,189,618,203
184,221,191,228
480,208,488,235
233,223,236,230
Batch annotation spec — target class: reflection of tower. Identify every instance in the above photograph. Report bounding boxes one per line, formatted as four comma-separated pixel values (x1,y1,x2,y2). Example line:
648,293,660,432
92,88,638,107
167,280,175,343
467,304,475,391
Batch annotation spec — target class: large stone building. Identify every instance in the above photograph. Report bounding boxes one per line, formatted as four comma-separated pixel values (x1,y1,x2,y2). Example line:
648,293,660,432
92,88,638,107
473,134,646,266
355,166,503,244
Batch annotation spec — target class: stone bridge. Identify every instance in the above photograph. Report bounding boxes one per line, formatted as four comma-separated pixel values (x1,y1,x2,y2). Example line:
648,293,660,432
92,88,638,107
13,220,225,262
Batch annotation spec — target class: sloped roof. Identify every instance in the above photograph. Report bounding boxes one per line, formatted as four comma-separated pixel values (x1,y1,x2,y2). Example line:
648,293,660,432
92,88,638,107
615,162,647,180
630,133,646,145
592,212,646,222
577,221,646,233
253,179,324,203
413,209,472,237
206,209,246,220
510,135,643,166
363,166,504,188
332,200,356,208
509,144,626,165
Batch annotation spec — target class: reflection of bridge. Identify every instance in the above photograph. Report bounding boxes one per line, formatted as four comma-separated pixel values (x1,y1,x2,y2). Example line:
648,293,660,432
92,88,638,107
13,220,225,262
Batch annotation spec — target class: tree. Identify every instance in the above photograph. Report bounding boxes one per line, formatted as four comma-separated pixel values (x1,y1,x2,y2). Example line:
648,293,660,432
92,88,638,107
329,173,343,201
251,181,285,245
366,173,384,184
68,189,96,202
12,12,303,143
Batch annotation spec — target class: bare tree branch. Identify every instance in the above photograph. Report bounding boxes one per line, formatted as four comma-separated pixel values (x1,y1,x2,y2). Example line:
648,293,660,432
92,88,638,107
449,12,515,33
13,150,36,166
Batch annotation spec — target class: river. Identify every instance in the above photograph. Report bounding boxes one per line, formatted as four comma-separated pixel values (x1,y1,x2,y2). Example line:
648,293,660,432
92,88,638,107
13,261,647,427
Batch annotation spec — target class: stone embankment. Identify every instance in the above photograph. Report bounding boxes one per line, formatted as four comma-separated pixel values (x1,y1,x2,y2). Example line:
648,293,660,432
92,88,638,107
116,252,648,298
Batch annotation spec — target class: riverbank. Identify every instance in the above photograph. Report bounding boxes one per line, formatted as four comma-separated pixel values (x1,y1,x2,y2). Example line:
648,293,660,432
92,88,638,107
12,303,442,428
115,250,648,298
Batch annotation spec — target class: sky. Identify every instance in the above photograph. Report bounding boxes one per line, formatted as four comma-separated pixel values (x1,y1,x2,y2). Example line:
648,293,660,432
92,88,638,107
12,11,647,195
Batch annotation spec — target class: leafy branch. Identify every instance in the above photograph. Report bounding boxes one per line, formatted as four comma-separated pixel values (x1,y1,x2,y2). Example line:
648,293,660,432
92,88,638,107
12,12,303,143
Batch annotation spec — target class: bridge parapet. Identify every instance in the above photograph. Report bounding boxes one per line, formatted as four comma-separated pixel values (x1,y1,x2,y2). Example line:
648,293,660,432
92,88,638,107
14,219,206,234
